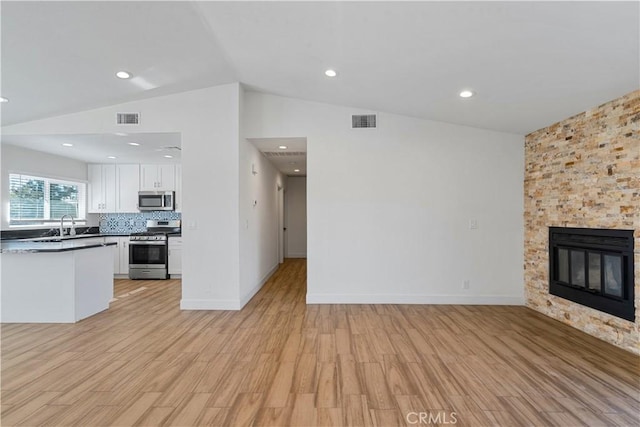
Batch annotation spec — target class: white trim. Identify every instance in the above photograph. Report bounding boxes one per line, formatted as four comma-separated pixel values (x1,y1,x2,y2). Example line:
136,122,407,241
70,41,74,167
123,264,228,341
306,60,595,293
180,298,241,311
306,293,525,305
239,263,279,308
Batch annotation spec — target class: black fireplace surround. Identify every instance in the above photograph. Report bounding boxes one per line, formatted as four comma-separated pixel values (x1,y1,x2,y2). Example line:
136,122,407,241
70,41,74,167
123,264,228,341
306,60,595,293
549,227,635,322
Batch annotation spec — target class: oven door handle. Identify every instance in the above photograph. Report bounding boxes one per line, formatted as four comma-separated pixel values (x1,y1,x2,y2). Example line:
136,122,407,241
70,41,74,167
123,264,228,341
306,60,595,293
129,240,167,246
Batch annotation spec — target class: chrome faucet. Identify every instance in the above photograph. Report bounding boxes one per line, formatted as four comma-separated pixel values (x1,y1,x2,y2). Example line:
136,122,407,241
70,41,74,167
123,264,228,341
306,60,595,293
60,214,76,237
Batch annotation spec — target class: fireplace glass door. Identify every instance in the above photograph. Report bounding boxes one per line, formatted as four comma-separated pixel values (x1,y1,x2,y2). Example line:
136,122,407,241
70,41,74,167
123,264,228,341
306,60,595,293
549,227,634,322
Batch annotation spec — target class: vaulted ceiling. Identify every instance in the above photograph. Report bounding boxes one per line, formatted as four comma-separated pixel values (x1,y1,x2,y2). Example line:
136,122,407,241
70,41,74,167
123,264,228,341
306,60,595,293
1,1,638,135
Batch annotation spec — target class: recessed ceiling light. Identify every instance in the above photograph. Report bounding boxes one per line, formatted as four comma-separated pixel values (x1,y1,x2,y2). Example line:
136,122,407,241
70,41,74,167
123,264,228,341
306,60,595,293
459,90,474,98
107,156,116,159
324,69,337,77
278,145,288,150
128,142,140,146
62,143,73,147
116,71,132,79
0,97,8,103
294,169,300,172
163,155,173,158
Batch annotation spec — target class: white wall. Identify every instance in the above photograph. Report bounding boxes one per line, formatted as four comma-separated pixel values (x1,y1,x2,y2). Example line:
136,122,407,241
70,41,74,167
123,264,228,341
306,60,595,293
238,86,285,305
2,84,526,308
244,92,525,304
285,176,307,258
0,144,97,229
1,84,243,309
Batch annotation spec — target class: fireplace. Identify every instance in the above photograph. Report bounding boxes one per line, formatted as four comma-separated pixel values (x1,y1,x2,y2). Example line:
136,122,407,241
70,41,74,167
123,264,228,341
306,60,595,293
549,227,635,322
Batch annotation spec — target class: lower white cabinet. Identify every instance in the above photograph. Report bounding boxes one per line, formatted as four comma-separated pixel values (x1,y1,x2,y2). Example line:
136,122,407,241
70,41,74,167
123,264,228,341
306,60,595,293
118,237,130,276
104,237,120,274
105,236,131,276
168,236,182,276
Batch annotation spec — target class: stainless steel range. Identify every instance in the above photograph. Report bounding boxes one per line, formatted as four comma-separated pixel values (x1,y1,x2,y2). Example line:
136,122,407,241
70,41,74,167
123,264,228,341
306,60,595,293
129,220,180,280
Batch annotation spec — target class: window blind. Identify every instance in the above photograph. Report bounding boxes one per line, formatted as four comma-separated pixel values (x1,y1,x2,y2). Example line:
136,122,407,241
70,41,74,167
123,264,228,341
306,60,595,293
9,173,86,225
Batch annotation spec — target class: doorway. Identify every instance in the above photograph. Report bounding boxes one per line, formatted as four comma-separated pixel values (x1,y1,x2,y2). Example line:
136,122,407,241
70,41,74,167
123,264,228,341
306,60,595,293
283,176,307,258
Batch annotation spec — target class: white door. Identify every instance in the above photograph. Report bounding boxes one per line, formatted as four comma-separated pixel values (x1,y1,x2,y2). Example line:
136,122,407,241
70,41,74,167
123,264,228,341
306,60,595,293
102,165,117,212
277,184,284,264
87,164,104,212
140,164,157,191
157,164,175,191
284,177,307,258
116,164,140,212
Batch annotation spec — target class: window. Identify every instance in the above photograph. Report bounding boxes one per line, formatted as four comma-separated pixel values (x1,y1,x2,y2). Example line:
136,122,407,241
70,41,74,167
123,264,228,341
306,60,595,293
9,173,86,226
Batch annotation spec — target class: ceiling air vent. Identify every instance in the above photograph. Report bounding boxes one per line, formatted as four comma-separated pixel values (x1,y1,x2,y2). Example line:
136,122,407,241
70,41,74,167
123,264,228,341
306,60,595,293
352,114,376,129
116,112,140,125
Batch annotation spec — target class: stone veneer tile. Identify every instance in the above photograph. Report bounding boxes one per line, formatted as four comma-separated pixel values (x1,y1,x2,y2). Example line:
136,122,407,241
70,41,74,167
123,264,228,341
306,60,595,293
524,89,639,355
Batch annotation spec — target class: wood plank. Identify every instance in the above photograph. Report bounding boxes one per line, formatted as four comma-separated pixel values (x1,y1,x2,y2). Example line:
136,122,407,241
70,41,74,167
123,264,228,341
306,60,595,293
1,260,638,427
109,391,162,426
166,392,212,427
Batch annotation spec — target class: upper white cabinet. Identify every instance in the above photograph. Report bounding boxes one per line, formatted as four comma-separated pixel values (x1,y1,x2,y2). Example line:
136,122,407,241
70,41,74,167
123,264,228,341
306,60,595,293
174,164,182,212
88,164,116,213
89,164,140,213
140,164,175,191
88,163,180,213
116,165,140,213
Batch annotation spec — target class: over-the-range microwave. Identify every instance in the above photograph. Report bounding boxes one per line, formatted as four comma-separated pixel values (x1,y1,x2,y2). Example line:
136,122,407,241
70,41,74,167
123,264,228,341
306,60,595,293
138,191,175,211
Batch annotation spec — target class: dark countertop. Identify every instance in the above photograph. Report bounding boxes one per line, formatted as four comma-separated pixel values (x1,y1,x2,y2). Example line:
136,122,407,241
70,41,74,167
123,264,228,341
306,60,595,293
17,233,105,242
1,240,117,254
1,226,101,241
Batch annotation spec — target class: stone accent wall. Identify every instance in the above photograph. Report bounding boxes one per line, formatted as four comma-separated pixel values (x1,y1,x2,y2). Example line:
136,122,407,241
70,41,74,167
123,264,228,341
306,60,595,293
524,90,640,354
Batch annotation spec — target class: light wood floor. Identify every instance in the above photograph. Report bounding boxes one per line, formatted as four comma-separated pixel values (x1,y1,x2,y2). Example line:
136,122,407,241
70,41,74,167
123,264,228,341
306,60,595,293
2,259,639,426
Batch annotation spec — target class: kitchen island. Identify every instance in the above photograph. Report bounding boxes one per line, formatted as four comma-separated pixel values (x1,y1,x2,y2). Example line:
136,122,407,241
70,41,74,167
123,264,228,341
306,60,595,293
1,240,116,323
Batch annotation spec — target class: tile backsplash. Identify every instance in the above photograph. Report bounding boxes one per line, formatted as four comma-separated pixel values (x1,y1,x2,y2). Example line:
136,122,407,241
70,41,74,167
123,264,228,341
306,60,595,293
99,211,181,234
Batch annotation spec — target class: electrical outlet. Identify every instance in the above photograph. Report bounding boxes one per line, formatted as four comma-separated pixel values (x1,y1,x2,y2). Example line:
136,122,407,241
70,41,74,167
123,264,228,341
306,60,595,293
463,280,470,289
469,219,479,230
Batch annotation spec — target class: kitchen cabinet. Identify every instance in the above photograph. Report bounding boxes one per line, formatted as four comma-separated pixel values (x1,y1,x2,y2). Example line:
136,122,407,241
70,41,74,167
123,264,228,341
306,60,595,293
104,236,130,276
104,236,120,274
1,244,114,323
174,164,182,212
118,237,130,276
106,236,129,277
89,164,139,213
140,164,175,191
88,164,116,213
168,236,182,276
116,165,140,213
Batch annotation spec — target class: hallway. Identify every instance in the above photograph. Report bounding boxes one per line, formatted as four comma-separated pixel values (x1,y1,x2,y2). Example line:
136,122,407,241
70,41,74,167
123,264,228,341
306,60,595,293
1,259,638,426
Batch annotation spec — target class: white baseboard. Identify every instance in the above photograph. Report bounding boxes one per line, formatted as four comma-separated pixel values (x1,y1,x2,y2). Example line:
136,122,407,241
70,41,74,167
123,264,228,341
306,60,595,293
180,263,280,311
306,293,525,305
286,253,307,258
180,299,241,310
239,263,279,308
